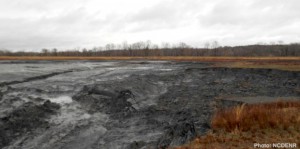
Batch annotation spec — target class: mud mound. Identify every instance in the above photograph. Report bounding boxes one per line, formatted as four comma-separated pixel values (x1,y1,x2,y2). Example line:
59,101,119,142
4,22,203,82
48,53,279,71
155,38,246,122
157,121,196,148
73,86,136,114
0,100,60,148
0,61,299,149
73,84,201,148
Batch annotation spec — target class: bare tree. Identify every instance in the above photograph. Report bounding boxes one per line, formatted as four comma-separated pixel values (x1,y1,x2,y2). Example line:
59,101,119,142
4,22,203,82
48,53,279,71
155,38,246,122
2,41,299,57
211,41,219,49
211,41,220,56
161,42,170,49
52,48,58,56
122,41,128,50
105,44,111,50
277,40,284,45
41,49,49,56
204,42,210,49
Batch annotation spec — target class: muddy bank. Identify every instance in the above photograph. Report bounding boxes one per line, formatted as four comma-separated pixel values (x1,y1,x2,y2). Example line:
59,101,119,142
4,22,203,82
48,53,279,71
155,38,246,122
0,100,60,148
0,61,299,149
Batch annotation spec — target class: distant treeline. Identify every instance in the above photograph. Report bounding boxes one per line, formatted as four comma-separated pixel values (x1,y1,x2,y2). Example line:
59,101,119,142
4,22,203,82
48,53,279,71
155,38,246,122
1,41,300,57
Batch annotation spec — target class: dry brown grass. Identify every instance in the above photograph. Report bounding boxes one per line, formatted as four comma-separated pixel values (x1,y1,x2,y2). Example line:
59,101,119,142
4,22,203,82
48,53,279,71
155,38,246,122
175,101,300,149
1,56,299,71
211,101,300,132
214,61,300,71
175,128,300,149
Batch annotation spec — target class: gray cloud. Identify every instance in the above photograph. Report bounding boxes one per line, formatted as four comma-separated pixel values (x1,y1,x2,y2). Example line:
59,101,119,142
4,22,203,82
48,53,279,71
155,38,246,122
0,0,299,51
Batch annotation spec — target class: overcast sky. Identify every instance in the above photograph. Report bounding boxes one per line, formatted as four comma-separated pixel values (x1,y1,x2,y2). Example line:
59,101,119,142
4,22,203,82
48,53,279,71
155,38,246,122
0,0,299,51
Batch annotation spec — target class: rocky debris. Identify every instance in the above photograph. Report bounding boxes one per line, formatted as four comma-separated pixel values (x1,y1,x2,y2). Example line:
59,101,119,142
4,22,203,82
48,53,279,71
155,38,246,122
157,121,197,148
0,100,60,148
155,110,198,148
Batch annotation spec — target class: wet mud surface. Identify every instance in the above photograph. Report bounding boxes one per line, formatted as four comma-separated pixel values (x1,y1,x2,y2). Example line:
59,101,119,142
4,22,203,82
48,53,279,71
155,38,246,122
0,60,299,149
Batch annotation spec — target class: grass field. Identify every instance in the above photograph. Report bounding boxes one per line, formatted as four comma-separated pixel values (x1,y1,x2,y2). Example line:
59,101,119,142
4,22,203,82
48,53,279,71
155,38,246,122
176,101,300,149
1,56,299,71
213,60,300,71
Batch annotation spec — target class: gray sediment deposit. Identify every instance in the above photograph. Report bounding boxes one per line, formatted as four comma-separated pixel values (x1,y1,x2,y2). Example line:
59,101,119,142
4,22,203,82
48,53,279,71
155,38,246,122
0,60,299,149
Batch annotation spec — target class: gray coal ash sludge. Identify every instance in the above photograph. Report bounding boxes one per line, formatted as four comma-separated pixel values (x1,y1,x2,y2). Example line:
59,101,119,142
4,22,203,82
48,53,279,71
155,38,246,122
0,61,299,149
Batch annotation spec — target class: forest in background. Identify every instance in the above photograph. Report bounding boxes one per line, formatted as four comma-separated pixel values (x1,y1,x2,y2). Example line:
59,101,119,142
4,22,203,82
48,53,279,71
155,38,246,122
1,41,300,57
